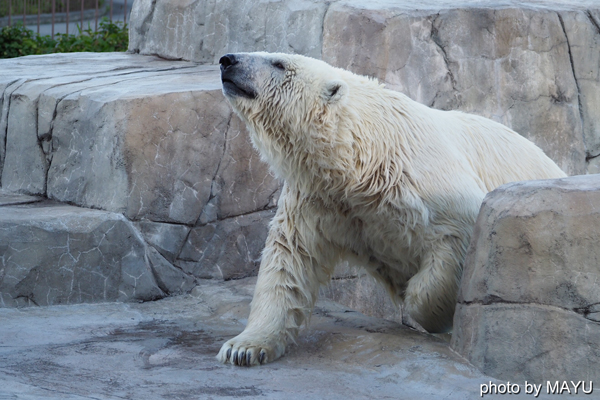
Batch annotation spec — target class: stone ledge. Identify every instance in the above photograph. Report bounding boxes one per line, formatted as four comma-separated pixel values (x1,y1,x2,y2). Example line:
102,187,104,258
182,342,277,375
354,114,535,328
0,189,42,206
0,53,280,226
452,302,600,382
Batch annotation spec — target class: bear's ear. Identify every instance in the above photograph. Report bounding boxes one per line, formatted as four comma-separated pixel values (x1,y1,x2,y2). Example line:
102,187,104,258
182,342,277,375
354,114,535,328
322,79,348,104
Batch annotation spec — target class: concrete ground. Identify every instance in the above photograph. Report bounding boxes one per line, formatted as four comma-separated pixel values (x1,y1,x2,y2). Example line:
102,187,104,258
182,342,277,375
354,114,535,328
0,277,565,400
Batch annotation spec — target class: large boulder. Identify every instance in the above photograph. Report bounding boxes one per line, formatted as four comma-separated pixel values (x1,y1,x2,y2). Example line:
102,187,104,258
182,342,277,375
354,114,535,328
0,53,197,191
452,174,600,382
0,200,168,307
0,53,280,226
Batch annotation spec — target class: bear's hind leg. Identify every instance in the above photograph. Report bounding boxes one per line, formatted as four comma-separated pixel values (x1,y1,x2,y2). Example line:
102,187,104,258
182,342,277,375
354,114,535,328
403,236,468,333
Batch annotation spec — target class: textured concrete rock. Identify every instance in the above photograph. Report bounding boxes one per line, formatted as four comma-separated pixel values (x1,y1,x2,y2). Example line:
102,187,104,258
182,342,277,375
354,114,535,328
0,53,279,227
146,246,196,295
322,262,403,323
46,66,229,224
560,10,600,160
0,53,281,307
207,115,281,221
129,0,328,63
0,277,512,400
2,80,51,194
177,209,276,280
322,2,600,175
0,201,165,307
128,0,600,175
136,220,190,263
589,156,600,174
0,189,42,206
0,53,195,188
452,174,600,382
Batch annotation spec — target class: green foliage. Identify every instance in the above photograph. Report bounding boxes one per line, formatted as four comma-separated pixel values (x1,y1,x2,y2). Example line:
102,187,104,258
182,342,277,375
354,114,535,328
0,18,128,58
0,23,44,58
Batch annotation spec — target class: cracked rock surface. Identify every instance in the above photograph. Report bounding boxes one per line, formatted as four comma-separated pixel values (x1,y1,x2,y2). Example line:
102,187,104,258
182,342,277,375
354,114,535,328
0,53,279,226
452,174,600,382
322,1,599,175
129,0,328,63
0,197,200,307
0,54,280,305
0,52,360,311
0,53,279,224
0,277,517,400
130,0,600,175
0,200,164,306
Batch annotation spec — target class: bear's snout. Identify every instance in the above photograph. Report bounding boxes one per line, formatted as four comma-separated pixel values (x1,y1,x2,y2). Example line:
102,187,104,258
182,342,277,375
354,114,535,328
219,53,257,100
219,54,238,71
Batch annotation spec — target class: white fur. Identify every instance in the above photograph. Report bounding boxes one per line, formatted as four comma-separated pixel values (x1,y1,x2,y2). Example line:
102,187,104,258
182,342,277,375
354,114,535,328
217,52,566,366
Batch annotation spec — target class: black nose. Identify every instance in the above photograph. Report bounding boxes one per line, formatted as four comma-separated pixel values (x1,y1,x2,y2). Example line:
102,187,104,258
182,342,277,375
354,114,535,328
219,54,237,70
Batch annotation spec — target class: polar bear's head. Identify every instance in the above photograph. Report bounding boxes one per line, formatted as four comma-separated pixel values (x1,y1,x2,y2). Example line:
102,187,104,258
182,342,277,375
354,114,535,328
219,52,349,124
219,52,354,181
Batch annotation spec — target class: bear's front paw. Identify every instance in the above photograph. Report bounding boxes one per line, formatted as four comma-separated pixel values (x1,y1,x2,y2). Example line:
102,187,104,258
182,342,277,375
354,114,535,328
216,332,286,366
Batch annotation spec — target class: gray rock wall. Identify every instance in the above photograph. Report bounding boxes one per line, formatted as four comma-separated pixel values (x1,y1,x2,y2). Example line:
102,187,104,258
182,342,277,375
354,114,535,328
0,54,279,223
323,3,600,175
452,174,600,382
129,0,328,63
130,0,600,175
0,53,279,307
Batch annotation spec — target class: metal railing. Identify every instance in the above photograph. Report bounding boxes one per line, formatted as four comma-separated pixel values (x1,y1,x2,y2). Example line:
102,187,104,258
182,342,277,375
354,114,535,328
1,0,129,38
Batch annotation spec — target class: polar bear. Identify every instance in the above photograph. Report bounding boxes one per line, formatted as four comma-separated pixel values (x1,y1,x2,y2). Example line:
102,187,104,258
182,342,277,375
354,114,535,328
216,52,566,366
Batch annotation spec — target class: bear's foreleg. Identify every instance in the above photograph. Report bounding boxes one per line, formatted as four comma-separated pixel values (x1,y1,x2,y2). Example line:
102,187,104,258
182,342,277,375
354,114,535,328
217,185,336,366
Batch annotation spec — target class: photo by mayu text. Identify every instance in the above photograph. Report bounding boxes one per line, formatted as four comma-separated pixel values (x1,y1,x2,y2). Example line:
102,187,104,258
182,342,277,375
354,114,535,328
480,381,593,397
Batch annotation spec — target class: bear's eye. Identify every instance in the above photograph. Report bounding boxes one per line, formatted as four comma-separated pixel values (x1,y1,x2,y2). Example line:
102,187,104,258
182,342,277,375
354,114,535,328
272,61,286,71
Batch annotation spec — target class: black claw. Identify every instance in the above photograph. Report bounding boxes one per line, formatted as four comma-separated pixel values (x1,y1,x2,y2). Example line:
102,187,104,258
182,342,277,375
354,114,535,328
246,351,252,366
259,351,266,365
226,348,232,362
239,351,246,366
232,350,238,365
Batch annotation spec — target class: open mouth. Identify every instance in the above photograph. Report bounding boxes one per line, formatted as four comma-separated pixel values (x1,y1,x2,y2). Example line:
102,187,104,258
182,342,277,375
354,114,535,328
221,78,256,99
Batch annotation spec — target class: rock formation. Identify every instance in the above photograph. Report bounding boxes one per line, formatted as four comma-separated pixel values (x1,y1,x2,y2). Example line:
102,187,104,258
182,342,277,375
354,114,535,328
452,174,600,382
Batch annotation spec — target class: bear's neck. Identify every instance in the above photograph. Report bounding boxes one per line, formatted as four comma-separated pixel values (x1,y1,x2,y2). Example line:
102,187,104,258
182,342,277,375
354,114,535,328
249,123,356,198
245,89,419,202
249,125,408,207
